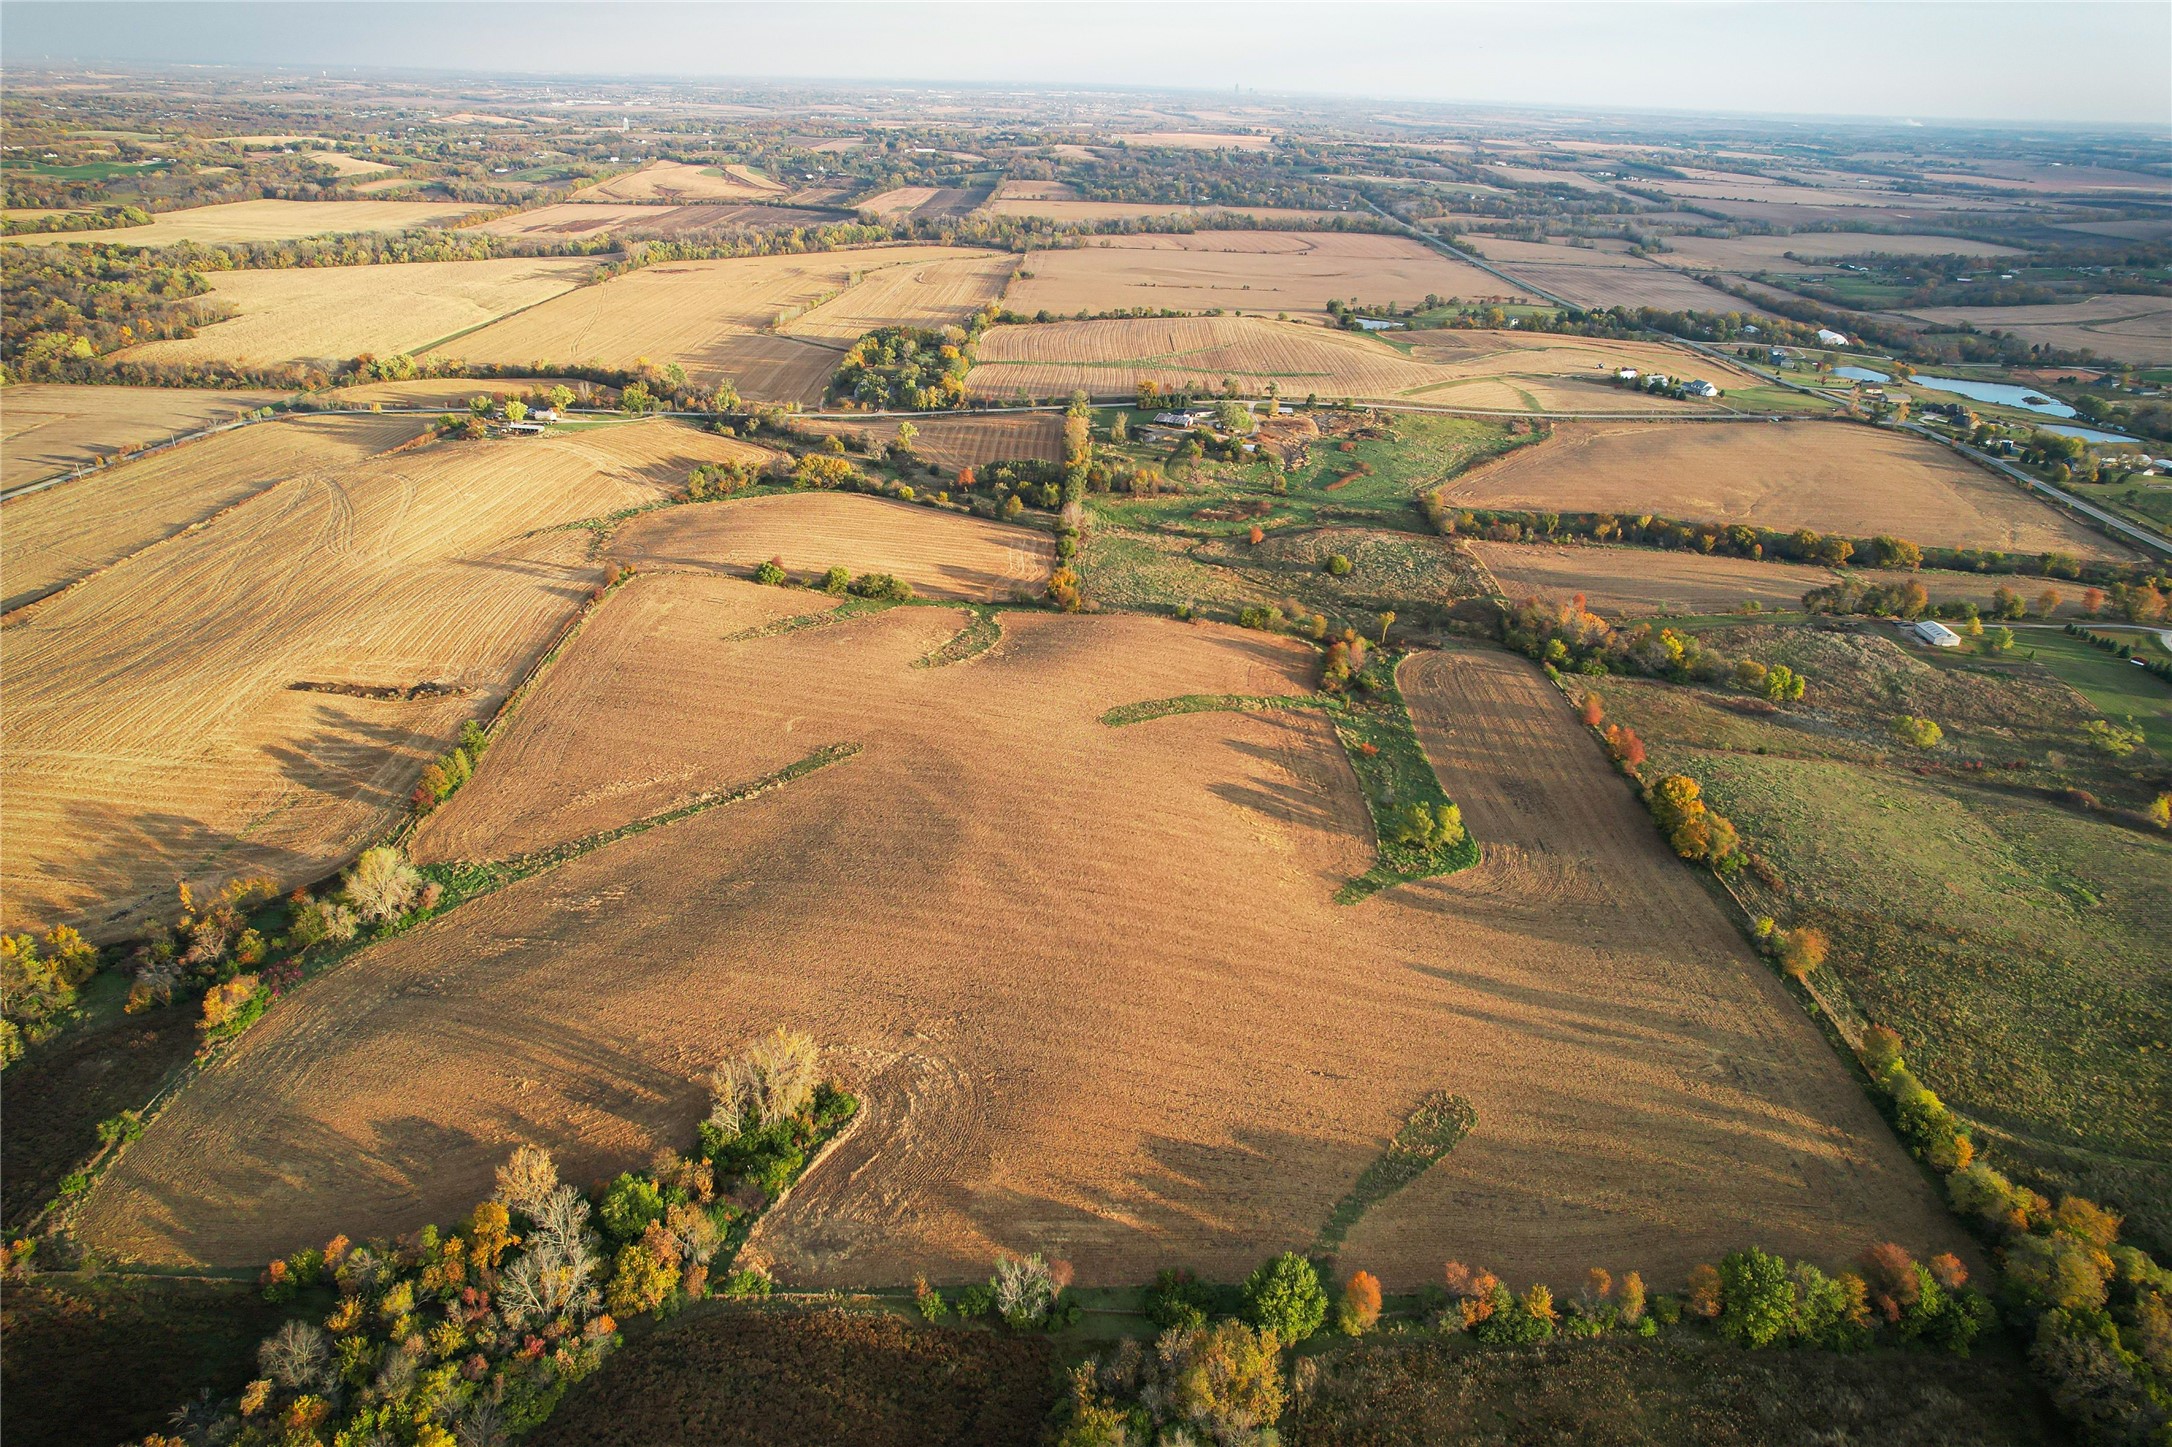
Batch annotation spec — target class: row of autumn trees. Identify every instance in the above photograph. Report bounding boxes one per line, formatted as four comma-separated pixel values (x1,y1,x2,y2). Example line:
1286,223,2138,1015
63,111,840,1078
1055,1235,1999,1447
1428,493,2153,589
1503,591,1805,702
130,1030,856,1447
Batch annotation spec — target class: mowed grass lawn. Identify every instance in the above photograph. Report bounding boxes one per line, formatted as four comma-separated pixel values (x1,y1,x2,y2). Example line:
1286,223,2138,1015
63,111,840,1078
2010,628,2172,755
1605,678,2172,1253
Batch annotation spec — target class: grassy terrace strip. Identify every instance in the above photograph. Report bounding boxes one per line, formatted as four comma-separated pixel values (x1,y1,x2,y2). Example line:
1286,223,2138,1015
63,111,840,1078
1101,663,1479,902
1314,1091,1478,1257
914,605,1003,668
422,744,863,907
720,597,893,643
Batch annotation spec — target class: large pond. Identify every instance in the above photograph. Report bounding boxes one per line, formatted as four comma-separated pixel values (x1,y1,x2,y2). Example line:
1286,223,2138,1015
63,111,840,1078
2036,421,2142,446
1910,375,2078,418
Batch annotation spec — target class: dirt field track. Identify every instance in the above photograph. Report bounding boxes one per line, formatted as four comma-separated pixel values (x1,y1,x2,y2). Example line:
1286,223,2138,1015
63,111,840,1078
1439,422,2130,558
1005,233,1521,320
0,199,485,248
612,492,1054,601
430,245,1002,400
0,384,287,483
968,316,1737,411
118,257,597,366
81,596,1963,1286
2,413,427,613
790,413,1065,473
0,421,762,939
569,160,786,203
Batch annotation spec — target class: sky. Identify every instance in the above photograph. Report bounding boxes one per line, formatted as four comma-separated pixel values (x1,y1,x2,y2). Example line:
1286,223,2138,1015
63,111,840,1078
4,1,2168,129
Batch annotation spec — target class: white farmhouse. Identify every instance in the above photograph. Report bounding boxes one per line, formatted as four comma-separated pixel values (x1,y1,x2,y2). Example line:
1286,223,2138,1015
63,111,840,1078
1683,379,1721,398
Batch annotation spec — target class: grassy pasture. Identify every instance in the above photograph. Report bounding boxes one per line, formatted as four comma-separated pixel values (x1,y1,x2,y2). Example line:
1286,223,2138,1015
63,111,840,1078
1597,626,2172,1250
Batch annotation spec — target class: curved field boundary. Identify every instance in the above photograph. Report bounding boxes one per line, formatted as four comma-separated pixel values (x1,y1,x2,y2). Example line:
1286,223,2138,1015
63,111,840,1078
1102,666,1479,901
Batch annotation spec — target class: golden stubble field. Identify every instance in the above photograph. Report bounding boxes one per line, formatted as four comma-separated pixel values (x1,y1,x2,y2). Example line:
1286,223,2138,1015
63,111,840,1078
1439,421,2133,558
80,555,1963,1287
612,492,1055,601
0,420,766,939
1464,237,1758,314
568,160,786,203
0,200,486,248
117,256,598,366
474,202,840,241
967,316,1742,412
0,383,288,482
1005,232,1523,319
2,412,428,612
431,244,1009,400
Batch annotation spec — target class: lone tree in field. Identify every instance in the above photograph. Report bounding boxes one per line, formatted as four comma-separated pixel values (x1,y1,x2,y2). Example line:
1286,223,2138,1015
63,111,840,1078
1242,1251,1327,1344
1891,715,1943,750
343,846,421,924
711,1026,821,1137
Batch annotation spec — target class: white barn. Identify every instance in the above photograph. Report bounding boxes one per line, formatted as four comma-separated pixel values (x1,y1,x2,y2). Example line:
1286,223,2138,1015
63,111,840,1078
1911,619,1962,648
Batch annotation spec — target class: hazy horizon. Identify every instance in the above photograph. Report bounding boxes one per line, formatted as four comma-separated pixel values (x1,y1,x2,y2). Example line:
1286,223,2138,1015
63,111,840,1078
4,1,2169,130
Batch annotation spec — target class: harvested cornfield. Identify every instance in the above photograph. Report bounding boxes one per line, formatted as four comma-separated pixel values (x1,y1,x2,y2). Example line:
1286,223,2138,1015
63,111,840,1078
473,203,841,241
429,245,1002,398
82,599,1963,1288
966,316,1737,411
1436,421,2133,558
314,377,605,411
1469,541,2090,620
0,200,484,247
612,491,1054,601
790,412,1065,472
854,186,988,220
980,198,1342,224
778,251,1016,345
117,256,597,366
569,161,786,203
1,413,428,613
1006,232,1522,320
0,420,760,939
0,384,287,483
1465,238,1757,313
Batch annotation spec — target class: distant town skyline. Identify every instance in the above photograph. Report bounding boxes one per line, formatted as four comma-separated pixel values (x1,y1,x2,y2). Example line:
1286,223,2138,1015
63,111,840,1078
3,1,2168,129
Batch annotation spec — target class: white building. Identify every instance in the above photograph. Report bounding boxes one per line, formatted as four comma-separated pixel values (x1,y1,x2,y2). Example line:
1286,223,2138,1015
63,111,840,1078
1816,328,1849,347
1911,619,1962,648
1616,367,1639,380
1153,410,1207,428
1683,379,1720,398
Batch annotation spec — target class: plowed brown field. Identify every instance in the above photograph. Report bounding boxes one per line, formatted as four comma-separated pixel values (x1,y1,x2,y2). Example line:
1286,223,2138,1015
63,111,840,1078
1438,421,2129,558
791,413,1064,472
612,492,1054,601
1006,232,1521,319
2,413,428,613
968,317,1738,411
0,421,762,938
1,384,287,483
80,596,1962,1287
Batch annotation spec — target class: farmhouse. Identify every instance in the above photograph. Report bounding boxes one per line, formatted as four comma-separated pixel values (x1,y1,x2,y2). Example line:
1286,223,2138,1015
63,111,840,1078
1911,619,1962,648
1683,379,1721,398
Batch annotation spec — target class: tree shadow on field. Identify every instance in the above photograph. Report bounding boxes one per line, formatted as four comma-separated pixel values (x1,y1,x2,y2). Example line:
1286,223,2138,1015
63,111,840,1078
951,1123,1377,1289
448,553,598,602
260,701,448,812
3,799,324,939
